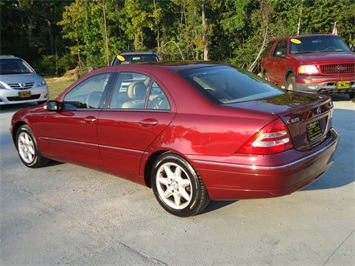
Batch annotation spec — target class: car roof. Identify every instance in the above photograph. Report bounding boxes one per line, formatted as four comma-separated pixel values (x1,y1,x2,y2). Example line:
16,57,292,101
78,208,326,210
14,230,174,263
102,61,224,74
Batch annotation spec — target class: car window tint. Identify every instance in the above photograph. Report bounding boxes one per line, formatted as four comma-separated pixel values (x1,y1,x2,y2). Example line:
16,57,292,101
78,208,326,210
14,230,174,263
261,41,274,58
109,73,170,111
272,40,287,57
290,35,351,54
110,72,149,109
147,82,170,110
180,65,283,104
112,54,159,65
0,59,33,74
63,73,111,110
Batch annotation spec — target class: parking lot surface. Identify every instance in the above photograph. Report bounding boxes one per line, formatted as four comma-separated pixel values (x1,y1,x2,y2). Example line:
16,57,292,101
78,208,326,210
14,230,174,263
1,95,354,265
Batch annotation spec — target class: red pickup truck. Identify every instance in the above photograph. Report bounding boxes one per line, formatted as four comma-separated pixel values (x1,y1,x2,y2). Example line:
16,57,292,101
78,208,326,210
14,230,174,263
261,34,355,99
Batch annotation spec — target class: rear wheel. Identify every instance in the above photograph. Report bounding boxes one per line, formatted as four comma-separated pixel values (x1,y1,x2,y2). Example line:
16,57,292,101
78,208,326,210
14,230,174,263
16,125,49,168
151,153,210,217
285,74,296,91
349,92,355,99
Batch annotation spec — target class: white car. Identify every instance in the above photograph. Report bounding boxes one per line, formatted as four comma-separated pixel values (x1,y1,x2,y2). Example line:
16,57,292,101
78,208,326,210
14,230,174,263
0,55,49,105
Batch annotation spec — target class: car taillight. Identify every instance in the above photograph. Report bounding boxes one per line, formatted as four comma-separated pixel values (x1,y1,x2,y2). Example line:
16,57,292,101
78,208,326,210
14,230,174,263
237,119,293,155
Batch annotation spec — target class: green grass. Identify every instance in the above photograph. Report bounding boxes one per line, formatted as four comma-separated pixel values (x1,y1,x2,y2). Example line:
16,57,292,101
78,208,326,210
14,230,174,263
45,77,76,100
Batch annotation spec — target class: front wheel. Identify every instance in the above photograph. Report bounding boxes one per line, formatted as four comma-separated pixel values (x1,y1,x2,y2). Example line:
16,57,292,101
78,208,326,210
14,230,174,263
151,153,210,217
16,125,50,168
263,71,270,82
285,74,297,91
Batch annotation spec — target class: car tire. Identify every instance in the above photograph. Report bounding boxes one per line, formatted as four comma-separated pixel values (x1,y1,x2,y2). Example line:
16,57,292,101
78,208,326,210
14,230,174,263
349,92,355,99
151,152,210,217
263,71,270,82
16,125,50,168
285,74,297,91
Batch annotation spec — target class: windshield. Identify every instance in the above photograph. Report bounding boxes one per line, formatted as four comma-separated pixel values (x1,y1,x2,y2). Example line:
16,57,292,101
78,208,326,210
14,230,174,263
179,65,284,104
0,58,34,75
290,35,350,54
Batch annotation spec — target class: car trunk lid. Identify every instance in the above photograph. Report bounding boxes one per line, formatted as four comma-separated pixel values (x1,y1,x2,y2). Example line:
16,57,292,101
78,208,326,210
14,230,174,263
226,92,334,151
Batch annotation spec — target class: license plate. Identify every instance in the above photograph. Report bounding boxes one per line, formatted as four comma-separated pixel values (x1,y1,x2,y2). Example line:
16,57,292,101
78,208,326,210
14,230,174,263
336,81,350,89
19,91,31,98
307,120,322,141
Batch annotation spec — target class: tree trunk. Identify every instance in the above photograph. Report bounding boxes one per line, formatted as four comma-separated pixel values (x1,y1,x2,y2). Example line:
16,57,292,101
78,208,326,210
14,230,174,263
202,1,208,61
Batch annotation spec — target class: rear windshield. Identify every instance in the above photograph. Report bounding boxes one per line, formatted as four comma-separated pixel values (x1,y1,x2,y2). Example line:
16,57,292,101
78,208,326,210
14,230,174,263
0,58,34,75
179,65,283,104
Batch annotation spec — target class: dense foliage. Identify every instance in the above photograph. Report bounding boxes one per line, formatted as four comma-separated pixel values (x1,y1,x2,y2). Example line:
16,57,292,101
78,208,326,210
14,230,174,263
1,0,354,76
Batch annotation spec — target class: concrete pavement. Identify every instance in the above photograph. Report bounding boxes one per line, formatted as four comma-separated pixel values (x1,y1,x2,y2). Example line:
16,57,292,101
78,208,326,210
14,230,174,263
0,95,354,265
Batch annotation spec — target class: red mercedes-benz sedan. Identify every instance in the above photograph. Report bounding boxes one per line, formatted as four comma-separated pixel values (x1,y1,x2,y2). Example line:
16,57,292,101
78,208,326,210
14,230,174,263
10,62,339,217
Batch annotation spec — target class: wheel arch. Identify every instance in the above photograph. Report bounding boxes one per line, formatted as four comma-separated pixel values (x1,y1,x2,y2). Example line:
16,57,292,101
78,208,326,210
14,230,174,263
143,150,196,188
261,67,267,77
144,150,169,188
284,69,296,85
11,121,27,147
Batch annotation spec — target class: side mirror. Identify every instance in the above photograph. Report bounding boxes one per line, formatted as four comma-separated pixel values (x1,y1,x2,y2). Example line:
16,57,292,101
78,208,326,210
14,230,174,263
47,101,63,112
275,50,285,58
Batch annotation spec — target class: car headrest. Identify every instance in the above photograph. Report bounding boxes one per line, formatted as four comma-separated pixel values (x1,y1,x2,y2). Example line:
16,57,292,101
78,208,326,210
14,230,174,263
127,81,146,99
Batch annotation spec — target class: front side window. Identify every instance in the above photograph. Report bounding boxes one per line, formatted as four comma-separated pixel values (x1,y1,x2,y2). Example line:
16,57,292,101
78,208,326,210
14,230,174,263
272,40,287,57
109,72,170,110
64,73,111,109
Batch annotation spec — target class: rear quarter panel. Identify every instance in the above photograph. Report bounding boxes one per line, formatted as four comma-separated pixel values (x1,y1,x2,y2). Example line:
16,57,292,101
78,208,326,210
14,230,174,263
145,107,276,157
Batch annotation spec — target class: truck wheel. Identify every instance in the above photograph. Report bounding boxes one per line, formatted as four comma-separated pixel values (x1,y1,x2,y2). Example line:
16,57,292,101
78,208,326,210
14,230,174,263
263,71,270,82
285,74,296,91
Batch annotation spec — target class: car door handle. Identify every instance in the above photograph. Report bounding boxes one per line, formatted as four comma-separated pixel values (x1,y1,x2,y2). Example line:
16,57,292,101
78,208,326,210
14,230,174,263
140,118,158,127
83,116,97,123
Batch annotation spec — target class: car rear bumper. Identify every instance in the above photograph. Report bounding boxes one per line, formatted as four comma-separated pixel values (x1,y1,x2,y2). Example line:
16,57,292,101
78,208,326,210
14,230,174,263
0,86,49,105
295,76,355,94
190,128,339,201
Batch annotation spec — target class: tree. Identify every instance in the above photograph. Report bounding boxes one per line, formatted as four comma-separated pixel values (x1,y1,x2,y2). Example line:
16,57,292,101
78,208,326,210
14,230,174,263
58,0,85,69
0,0,70,66
4,0,354,76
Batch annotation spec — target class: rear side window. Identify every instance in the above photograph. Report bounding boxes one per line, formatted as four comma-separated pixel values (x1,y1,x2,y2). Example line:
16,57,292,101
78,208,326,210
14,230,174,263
109,72,170,110
261,41,274,58
179,66,283,104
